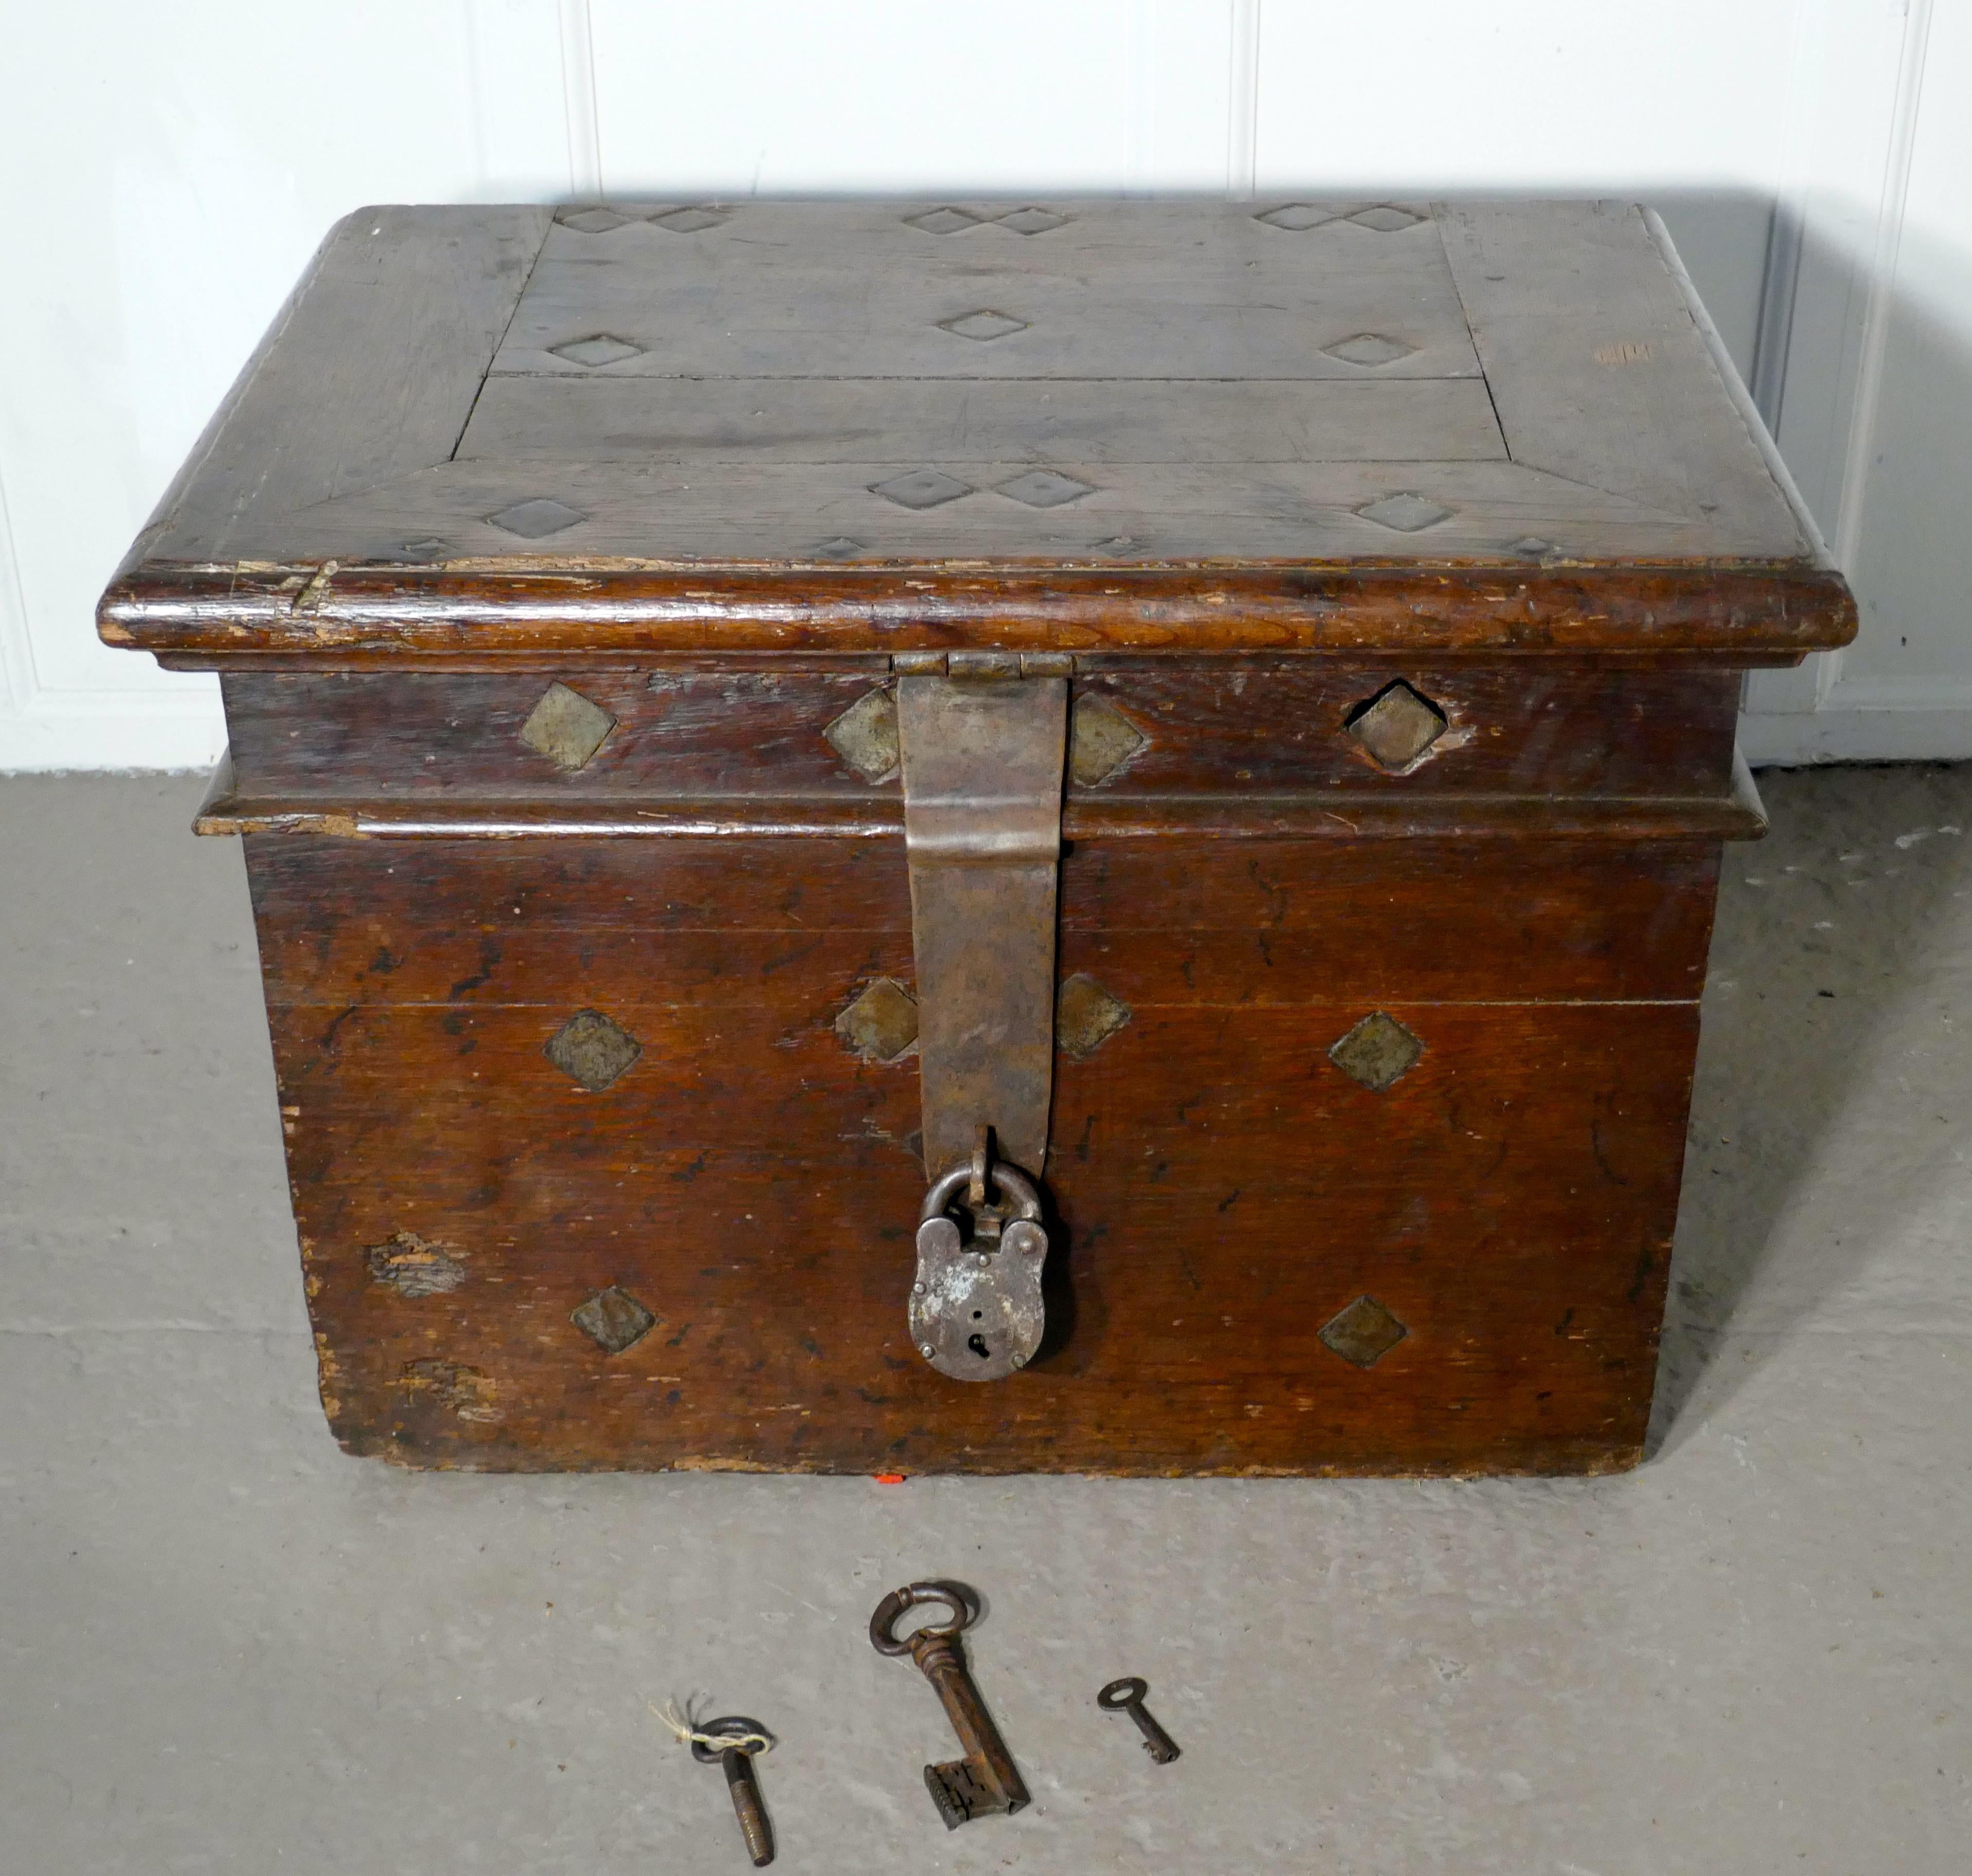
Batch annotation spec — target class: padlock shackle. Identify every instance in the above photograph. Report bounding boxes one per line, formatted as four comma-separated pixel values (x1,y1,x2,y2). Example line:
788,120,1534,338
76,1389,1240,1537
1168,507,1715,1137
920,1157,1041,1225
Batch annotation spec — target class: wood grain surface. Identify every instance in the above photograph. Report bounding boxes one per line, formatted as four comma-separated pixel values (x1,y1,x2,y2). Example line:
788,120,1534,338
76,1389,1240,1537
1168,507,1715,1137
213,666,1740,806
99,199,1856,663
250,833,1705,1474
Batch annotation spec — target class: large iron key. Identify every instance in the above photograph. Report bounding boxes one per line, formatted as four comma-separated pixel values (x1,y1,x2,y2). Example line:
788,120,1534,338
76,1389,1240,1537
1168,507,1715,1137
870,1580,1028,1829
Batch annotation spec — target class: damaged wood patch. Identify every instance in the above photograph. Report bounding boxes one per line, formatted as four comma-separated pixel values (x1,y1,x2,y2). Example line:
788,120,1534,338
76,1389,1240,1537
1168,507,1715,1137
365,1230,466,1297
398,1358,501,1421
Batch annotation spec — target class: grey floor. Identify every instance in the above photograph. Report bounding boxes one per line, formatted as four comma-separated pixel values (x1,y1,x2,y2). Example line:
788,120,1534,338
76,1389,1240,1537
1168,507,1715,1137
3,769,1968,1874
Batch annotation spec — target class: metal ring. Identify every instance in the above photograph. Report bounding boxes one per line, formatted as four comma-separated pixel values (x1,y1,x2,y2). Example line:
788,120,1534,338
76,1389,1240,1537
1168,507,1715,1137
919,1161,1041,1225
689,1714,770,1762
868,1579,978,1655
1097,1676,1146,1709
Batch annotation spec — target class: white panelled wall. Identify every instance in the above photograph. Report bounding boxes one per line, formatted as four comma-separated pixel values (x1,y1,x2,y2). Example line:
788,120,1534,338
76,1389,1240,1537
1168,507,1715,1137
0,0,1963,769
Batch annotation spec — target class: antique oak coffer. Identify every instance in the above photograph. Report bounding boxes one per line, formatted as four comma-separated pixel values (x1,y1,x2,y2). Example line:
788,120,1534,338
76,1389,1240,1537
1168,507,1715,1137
100,200,1855,1474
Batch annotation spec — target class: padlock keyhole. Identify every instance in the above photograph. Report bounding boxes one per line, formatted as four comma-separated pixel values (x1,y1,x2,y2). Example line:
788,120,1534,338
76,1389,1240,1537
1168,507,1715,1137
967,1334,991,1360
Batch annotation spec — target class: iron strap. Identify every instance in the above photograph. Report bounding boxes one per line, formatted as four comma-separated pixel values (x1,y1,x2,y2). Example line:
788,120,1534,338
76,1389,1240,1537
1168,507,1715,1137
896,673,1069,1181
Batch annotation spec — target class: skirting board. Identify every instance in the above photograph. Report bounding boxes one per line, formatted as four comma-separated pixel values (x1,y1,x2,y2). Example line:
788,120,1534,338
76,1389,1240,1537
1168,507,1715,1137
0,691,226,773
1741,706,1972,766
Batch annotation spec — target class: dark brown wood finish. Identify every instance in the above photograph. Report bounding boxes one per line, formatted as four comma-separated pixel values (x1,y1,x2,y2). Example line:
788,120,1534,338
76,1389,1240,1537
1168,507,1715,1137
214,665,1741,804
102,199,1855,1473
252,835,1707,1474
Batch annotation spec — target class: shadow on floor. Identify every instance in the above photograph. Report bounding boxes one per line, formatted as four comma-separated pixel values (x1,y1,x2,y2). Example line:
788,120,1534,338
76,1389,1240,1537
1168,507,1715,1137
1648,761,1972,1455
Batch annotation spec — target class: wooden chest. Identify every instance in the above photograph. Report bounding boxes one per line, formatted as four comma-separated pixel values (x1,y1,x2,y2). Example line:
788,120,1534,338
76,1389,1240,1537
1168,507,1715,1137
101,199,1853,1475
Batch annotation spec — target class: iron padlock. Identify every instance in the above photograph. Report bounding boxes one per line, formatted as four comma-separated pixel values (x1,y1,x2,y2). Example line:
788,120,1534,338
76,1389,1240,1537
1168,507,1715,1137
910,1157,1047,1381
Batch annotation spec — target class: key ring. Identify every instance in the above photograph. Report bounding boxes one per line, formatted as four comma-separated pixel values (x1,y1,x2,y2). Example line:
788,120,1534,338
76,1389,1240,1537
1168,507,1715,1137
869,1579,978,1655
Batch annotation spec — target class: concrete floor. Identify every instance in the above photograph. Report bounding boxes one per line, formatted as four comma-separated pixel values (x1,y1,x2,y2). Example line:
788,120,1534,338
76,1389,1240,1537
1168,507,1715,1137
3,768,1968,1874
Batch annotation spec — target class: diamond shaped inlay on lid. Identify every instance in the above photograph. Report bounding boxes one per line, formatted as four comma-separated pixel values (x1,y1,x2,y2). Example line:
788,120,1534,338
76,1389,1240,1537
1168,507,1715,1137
1320,1294,1409,1368
1088,534,1146,556
1056,974,1132,1059
1349,204,1423,232
1322,332,1415,368
397,537,450,560
556,205,631,232
1509,536,1558,560
996,470,1095,509
649,205,727,232
938,309,1029,342
811,536,866,560
1347,679,1447,771
550,333,644,368
871,469,973,509
823,688,900,783
1257,202,1340,231
996,206,1069,234
571,1285,657,1355
545,1009,643,1092
1329,1012,1424,1092
487,496,586,538
519,681,617,771
1355,491,1453,533
835,978,920,1063
907,206,984,234
1070,694,1148,786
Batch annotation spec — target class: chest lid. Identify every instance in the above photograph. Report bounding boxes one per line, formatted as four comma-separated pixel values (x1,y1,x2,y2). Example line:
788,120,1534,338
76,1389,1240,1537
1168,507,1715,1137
101,199,1853,665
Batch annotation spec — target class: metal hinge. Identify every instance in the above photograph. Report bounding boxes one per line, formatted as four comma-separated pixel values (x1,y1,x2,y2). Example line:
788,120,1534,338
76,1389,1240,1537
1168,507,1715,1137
896,664,1068,1381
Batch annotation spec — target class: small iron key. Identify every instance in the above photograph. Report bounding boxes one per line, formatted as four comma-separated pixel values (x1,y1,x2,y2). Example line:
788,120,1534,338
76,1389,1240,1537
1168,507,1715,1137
870,1581,1029,1829
1098,1676,1181,1764
690,1716,775,1866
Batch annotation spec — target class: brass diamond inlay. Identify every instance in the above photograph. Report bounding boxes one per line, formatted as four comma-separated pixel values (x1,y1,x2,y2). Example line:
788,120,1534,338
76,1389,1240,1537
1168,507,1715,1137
1356,491,1453,533
835,978,919,1063
938,309,1028,341
519,681,617,771
1257,202,1341,231
556,205,631,232
1347,680,1447,771
550,333,644,367
545,1009,642,1092
1056,974,1132,1059
823,688,900,783
871,468,973,510
571,1285,658,1355
1320,1294,1408,1368
650,205,727,232
996,470,1094,509
1069,694,1148,786
487,497,587,538
1323,332,1415,368
907,206,983,234
1349,205,1422,232
997,206,1069,234
1329,1012,1423,1092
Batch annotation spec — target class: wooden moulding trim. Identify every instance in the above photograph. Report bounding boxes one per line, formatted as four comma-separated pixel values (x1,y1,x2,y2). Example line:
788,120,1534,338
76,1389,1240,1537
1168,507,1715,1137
103,561,1858,659
198,790,1767,843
